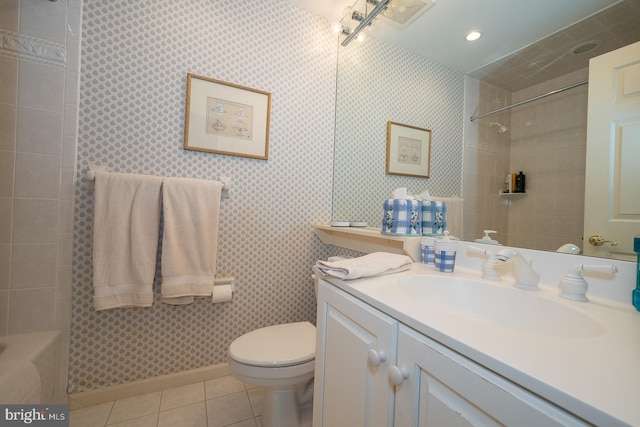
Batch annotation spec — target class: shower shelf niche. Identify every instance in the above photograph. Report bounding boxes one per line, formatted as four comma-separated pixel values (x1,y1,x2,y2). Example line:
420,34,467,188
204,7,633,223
499,191,527,206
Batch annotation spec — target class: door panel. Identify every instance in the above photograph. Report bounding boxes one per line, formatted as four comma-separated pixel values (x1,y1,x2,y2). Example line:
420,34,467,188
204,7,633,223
584,41,640,259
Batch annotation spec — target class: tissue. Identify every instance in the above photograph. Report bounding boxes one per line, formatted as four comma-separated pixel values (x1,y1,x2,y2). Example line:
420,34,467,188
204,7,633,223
415,190,432,202
391,188,415,200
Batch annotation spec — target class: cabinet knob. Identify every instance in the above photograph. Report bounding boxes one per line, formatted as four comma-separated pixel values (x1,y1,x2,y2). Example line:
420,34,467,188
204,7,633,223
367,349,387,367
389,365,409,386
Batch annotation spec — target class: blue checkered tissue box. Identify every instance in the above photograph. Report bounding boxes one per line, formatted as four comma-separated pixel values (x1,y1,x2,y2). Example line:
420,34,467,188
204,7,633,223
381,199,422,235
422,201,447,236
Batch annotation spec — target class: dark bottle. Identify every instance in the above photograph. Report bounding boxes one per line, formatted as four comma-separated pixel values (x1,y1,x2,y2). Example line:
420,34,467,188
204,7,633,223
515,171,526,193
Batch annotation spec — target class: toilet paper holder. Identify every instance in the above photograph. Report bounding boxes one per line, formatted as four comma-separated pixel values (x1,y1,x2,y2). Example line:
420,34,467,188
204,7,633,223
213,277,234,303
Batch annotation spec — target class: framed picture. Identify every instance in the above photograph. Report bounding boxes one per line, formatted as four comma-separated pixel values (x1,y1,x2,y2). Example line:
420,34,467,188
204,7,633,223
385,121,432,178
184,73,271,160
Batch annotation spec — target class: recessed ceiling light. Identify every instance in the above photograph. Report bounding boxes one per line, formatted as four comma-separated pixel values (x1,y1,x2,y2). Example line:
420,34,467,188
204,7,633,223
465,31,482,41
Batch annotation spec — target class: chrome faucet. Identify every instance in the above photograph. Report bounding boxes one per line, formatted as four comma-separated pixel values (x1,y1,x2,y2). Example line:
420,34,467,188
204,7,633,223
496,248,540,290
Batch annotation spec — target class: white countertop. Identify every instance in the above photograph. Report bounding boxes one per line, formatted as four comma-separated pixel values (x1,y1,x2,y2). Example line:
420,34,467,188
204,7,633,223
323,263,640,426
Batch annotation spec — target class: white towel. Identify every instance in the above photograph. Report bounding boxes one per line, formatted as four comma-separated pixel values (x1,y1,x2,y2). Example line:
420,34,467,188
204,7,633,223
93,172,163,311
161,177,223,304
315,252,412,280
433,197,464,239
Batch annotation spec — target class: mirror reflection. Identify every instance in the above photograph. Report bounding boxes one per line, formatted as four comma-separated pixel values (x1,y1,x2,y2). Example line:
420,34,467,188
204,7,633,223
332,0,640,259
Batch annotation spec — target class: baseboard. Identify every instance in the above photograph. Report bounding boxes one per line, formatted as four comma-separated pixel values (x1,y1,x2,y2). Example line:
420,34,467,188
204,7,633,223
67,363,231,408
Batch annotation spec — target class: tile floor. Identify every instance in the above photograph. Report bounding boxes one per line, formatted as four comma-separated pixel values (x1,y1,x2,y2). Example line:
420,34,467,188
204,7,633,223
69,375,279,427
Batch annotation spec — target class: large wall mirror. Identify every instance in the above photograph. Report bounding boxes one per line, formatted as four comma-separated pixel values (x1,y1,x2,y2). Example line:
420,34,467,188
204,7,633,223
332,0,640,260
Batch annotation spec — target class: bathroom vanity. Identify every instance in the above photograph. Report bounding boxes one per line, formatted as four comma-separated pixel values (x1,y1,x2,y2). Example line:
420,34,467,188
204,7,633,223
312,260,640,427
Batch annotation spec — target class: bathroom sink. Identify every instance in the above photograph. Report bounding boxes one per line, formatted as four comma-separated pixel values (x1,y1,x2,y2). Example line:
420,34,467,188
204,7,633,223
396,276,605,338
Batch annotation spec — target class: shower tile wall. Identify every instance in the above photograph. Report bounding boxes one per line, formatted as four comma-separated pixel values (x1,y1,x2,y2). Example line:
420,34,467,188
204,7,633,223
465,67,588,251
508,68,588,251
0,0,80,400
70,0,336,392
463,78,511,242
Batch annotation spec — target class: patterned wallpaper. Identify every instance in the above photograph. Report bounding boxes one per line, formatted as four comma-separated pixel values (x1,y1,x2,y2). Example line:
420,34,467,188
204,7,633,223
70,0,337,392
332,37,465,225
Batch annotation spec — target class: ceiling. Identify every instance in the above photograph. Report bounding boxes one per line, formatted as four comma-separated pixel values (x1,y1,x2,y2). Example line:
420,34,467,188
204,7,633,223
284,0,640,91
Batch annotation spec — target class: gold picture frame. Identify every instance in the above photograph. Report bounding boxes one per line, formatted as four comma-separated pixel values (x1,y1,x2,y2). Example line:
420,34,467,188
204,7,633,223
385,121,432,178
184,73,271,160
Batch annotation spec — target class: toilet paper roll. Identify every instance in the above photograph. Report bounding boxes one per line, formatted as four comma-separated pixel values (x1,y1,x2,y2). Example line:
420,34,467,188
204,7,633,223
212,285,233,303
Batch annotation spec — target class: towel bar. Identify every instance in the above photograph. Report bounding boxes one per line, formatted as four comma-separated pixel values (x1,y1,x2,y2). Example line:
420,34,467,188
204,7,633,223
86,166,231,197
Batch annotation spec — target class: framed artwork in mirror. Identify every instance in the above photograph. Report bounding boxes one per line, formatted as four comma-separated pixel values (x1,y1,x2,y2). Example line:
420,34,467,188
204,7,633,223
386,121,431,178
184,73,271,160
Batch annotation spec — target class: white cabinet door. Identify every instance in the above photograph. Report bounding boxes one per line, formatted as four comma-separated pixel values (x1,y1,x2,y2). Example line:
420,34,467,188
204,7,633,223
394,325,586,427
313,280,398,427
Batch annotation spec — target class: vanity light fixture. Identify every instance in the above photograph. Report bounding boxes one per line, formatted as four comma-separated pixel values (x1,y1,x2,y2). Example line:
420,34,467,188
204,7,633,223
380,0,435,28
352,10,366,22
465,30,482,41
339,0,391,46
337,0,434,46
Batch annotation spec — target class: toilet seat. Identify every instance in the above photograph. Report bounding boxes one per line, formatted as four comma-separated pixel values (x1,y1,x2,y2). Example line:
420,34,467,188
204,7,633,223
229,321,315,367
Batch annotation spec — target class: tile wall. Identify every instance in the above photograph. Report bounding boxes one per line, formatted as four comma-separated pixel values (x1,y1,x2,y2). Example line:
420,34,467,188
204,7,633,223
508,68,588,252
464,67,588,250
463,77,511,243
0,0,81,398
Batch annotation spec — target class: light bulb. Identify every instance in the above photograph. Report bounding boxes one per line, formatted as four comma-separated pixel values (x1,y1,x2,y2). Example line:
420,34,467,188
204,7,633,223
465,31,482,41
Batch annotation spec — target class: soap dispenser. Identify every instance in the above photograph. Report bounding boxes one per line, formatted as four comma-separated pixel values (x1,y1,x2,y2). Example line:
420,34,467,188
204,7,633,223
474,230,500,245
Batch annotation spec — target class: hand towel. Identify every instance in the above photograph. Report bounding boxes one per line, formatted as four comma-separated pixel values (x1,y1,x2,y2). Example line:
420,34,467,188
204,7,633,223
161,177,223,304
315,252,412,280
93,172,163,311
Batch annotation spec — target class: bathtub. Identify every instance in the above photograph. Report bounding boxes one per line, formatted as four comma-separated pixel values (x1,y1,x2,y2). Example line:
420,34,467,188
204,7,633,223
0,330,64,404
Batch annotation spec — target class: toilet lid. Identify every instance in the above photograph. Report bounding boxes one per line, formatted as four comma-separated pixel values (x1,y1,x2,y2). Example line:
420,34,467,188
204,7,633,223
229,321,316,367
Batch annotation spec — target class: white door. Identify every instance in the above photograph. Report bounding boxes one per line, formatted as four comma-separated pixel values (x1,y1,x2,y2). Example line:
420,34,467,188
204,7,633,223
584,41,640,259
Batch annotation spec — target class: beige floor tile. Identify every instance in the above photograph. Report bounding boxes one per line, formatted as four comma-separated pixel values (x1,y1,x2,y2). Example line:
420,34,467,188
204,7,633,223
107,391,161,425
158,401,207,427
206,391,253,427
246,388,263,417
108,414,157,427
69,401,113,427
160,382,205,411
67,376,296,427
227,419,258,427
204,375,245,399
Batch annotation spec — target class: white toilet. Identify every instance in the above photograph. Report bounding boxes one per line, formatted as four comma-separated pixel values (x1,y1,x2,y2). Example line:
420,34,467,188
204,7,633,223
228,321,316,427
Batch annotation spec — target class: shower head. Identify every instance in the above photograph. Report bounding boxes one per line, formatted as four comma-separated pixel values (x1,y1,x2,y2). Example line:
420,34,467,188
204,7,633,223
489,122,508,133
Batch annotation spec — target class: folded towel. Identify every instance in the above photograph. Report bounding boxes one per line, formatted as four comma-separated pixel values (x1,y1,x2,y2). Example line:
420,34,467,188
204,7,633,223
161,177,223,304
315,252,412,280
93,172,163,311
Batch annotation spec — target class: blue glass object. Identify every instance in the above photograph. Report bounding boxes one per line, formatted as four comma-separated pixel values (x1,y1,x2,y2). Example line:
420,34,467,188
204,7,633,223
633,236,640,312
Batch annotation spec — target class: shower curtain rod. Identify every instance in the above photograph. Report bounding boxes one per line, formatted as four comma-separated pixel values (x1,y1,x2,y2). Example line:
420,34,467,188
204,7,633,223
469,80,588,122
